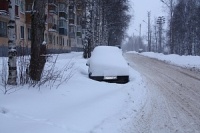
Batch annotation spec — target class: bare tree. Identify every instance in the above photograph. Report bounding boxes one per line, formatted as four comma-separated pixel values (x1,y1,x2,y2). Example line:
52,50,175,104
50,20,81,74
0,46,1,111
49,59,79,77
161,0,176,54
83,0,131,58
29,0,47,81
7,0,17,85
83,0,93,58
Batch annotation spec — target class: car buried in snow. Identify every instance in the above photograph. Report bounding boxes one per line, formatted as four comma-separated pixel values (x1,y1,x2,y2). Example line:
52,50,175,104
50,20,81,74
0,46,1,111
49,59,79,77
86,46,129,84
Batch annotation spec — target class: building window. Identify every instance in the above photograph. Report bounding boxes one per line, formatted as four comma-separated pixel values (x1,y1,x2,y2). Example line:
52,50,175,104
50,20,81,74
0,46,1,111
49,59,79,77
59,3,67,12
69,39,71,47
59,20,67,28
15,0,19,17
20,0,25,13
15,5,19,16
69,26,75,32
49,34,52,44
59,37,62,45
28,28,31,40
45,34,47,43
15,0,20,5
67,39,69,46
20,26,24,39
53,35,55,45
0,21,7,37
77,16,81,25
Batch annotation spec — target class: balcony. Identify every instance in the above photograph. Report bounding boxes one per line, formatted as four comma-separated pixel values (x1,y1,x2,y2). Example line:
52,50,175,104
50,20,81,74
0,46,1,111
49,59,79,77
49,9,58,15
76,32,82,38
69,32,75,38
59,28,67,35
52,24,58,30
48,24,58,32
69,13,75,24
48,0,58,6
69,19,74,25
59,19,67,28
0,10,9,20
77,25,82,32
58,3,67,12
48,1,58,15
69,0,75,5
69,5,74,12
25,4,32,12
77,4,82,11
48,5,58,15
59,12,67,20
81,20,86,29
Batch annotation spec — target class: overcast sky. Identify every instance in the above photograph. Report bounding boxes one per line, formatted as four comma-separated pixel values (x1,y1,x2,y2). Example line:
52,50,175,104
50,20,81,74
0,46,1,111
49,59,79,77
126,0,166,36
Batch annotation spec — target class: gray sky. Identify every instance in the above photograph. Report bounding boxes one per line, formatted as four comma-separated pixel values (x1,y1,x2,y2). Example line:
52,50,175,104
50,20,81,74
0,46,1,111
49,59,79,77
126,0,166,36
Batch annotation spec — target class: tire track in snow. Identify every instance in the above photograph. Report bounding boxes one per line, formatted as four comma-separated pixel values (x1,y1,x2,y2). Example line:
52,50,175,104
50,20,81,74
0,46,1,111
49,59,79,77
125,53,200,133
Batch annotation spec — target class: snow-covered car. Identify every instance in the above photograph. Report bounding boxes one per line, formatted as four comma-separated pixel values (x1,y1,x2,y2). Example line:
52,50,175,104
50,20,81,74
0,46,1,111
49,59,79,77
138,49,143,53
86,46,129,83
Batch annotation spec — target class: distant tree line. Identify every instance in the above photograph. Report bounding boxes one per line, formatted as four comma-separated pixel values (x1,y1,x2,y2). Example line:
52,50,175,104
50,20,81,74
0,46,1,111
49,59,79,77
83,0,131,58
104,0,131,45
169,0,200,55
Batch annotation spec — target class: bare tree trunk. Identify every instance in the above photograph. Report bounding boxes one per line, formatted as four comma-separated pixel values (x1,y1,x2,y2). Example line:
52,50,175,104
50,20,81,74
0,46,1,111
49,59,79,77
83,0,92,58
161,0,175,54
7,0,17,85
29,0,47,81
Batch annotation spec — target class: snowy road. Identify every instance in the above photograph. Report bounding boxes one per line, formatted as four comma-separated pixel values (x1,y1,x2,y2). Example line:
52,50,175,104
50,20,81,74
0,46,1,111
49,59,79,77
125,53,200,133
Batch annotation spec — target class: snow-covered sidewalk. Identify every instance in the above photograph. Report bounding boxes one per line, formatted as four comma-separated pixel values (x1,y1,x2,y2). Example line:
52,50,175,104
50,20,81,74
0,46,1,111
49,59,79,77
0,52,147,133
128,51,200,70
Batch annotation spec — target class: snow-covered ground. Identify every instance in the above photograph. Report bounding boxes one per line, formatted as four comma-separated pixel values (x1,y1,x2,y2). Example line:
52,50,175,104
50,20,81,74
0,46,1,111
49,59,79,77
1,51,200,133
0,52,147,133
128,51,200,70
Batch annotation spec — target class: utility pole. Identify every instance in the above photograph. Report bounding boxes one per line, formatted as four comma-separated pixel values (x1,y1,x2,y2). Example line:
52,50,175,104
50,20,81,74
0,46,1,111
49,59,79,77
147,11,151,52
139,24,141,37
154,26,158,52
157,16,165,53
139,24,142,50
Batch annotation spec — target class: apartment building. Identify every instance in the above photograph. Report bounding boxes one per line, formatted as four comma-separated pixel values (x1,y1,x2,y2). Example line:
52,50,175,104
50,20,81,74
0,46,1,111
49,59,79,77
0,0,84,56
76,0,84,51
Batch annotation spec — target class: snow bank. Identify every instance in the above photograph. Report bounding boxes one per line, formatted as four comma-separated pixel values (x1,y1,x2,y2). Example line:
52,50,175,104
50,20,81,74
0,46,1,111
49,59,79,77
0,52,147,133
141,52,200,70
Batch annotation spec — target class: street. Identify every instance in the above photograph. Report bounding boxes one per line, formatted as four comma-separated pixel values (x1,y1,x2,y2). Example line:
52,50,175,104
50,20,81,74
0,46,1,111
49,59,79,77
125,53,200,133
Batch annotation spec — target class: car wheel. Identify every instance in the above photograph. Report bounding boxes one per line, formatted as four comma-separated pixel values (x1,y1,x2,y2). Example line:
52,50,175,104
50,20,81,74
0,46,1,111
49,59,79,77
89,72,92,78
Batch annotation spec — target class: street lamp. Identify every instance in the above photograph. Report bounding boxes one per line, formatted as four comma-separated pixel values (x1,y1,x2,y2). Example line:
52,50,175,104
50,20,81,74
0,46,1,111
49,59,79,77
135,24,142,50
157,16,165,53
